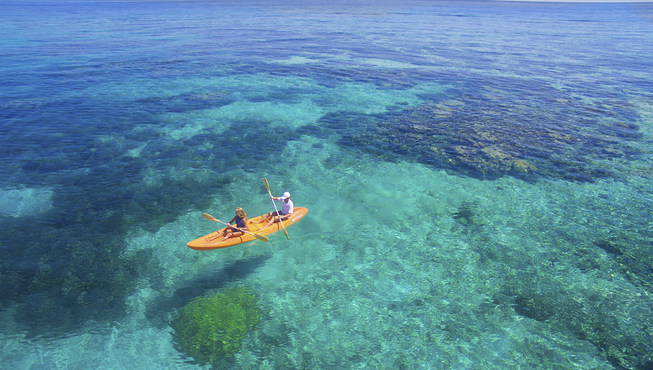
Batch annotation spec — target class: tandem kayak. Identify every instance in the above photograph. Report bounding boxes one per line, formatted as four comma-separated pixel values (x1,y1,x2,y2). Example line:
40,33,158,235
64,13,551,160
186,207,308,250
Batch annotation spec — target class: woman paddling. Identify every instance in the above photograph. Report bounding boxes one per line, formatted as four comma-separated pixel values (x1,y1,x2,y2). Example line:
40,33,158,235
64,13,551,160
221,207,249,240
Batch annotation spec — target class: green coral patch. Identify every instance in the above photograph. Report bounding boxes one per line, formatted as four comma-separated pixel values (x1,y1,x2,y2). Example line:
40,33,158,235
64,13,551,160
172,287,261,366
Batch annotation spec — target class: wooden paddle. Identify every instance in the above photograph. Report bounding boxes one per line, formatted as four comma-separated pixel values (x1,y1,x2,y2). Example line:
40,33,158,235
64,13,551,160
202,213,269,242
264,177,290,239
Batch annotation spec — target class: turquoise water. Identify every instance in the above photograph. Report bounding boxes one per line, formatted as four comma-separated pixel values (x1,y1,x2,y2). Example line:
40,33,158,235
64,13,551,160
1,0,652,368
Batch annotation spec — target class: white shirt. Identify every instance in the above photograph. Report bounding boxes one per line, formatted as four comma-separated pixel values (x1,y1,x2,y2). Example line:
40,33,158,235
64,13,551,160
280,198,294,215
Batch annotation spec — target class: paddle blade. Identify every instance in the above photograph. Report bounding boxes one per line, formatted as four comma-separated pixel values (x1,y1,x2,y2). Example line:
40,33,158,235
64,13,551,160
254,233,269,242
264,177,271,194
202,212,220,222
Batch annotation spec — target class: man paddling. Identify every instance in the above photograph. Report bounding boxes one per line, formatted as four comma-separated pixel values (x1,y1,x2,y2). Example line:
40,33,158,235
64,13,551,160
261,191,293,228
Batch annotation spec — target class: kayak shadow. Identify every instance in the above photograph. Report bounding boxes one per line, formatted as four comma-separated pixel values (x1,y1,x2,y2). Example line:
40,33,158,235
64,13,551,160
146,255,269,326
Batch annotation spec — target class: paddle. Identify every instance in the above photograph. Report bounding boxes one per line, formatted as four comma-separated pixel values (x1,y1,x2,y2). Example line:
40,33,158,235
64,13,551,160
264,177,290,239
202,213,269,242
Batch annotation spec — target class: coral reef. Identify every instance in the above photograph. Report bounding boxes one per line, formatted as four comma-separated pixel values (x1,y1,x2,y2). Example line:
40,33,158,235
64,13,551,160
172,287,260,366
0,210,152,337
509,288,653,369
594,237,653,292
338,81,643,182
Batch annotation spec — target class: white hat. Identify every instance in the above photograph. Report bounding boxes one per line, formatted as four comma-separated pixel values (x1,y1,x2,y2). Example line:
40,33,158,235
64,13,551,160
280,192,291,200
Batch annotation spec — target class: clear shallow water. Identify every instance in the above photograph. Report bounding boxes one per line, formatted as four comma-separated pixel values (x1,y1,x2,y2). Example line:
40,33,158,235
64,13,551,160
1,0,652,368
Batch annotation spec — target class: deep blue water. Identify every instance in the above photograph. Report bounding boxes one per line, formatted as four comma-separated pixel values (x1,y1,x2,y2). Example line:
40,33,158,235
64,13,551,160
1,1,652,368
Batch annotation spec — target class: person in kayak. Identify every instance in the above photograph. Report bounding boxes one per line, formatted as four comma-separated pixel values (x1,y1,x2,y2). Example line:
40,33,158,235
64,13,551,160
261,191,294,228
221,207,249,240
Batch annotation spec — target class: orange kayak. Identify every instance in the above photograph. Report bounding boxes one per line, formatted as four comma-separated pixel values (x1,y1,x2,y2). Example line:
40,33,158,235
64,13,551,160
187,207,308,250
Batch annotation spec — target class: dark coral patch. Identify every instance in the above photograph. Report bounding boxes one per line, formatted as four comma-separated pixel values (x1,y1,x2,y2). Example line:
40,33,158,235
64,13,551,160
339,81,643,182
452,201,476,224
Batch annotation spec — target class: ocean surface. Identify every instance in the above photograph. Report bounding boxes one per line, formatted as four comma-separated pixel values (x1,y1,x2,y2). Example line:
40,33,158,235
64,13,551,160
1,0,652,368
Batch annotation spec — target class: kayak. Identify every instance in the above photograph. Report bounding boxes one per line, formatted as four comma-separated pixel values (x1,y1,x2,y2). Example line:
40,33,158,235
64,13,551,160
187,207,308,250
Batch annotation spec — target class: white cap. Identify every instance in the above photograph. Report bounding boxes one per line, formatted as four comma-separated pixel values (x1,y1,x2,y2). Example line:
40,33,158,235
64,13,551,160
280,192,291,200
